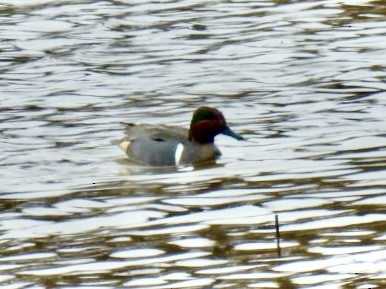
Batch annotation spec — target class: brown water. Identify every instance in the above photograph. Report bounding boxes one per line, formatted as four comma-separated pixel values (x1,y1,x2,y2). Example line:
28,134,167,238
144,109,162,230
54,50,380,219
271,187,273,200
1,0,386,288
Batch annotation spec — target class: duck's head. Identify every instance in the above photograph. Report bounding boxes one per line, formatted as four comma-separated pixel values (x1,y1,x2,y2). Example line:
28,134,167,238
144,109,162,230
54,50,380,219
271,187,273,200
189,106,244,144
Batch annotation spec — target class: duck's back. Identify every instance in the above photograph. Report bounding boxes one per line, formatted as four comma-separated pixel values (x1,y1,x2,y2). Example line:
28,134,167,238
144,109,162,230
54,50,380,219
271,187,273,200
120,124,220,166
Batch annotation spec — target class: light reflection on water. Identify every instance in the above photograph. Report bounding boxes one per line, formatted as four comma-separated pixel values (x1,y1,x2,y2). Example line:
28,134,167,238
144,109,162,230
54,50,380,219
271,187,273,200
1,0,386,288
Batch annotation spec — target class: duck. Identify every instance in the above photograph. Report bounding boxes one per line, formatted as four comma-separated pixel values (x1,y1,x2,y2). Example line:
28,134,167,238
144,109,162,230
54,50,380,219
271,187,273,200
119,106,244,166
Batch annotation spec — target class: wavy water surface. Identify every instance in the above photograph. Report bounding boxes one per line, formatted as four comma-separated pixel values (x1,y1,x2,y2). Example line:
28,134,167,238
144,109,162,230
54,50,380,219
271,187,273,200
1,0,386,288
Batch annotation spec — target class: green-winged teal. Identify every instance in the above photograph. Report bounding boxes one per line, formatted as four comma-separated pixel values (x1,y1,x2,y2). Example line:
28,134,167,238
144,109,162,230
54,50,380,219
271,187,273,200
119,106,244,166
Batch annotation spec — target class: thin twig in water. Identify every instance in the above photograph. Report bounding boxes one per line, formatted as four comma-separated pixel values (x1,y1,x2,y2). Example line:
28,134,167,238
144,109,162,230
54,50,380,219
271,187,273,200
275,214,281,257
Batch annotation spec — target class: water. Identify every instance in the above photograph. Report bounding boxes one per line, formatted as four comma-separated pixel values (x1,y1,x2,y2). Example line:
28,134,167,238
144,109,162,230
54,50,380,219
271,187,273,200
1,0,386,288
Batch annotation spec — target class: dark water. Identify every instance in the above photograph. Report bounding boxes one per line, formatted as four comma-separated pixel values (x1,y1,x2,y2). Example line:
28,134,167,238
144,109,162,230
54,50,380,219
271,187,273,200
1,0,386,288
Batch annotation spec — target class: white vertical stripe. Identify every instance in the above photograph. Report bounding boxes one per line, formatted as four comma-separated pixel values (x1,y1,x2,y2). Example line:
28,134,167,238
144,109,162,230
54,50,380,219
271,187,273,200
175,143,184,166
